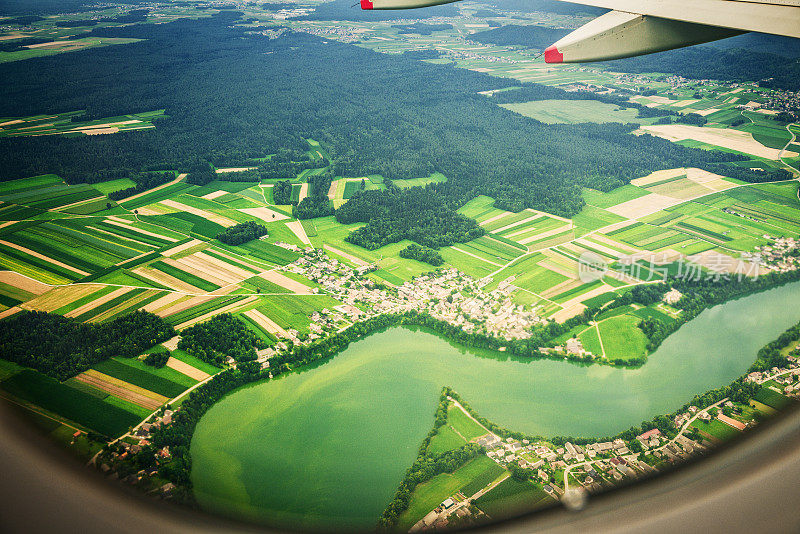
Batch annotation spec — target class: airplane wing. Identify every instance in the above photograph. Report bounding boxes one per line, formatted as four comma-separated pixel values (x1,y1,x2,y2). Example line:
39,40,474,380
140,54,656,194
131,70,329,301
360,0,800,63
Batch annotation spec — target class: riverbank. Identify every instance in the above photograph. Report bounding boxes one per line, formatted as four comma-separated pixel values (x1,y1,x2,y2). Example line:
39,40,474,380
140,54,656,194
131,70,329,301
95,273,800,530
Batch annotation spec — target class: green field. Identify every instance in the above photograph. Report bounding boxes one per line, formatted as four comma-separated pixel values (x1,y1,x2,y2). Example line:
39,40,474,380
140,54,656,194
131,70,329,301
459,457,506,496
428,424,467,456
91,358,187,398
584,185,649,209
397,455,505,531
473,477,553,519
690,418,742,442
752,387,792,410
500,100,645,125
597,314,649,362
1,370,141,437
110,356,198,388
170,349,221,376
393,172,447,189
150,261,221,292
255,294,342,333
578,325,603,356
447,403,488,440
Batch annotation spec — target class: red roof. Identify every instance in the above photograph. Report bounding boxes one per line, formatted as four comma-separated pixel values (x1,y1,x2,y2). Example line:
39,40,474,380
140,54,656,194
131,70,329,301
637,428,662,441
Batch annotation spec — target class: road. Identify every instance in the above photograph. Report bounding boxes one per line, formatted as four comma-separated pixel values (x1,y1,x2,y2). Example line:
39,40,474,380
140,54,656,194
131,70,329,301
778,122,799,176
563,398,727,492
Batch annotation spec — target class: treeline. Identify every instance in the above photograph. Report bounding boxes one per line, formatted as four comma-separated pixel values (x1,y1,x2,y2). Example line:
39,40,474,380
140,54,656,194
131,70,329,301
399,243,444,266
177,313,265,366
107,171,174,200
215,221,268,246
377,395,482,528
0,310,174,381
749,319,800,372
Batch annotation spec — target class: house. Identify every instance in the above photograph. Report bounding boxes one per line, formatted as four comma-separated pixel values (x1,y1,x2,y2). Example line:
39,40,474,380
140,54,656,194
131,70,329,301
663,289,683,305
441,498,455,510
565,338,583,355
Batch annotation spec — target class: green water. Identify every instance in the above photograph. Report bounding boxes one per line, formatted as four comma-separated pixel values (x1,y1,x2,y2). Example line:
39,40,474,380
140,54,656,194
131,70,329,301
191,281,800,531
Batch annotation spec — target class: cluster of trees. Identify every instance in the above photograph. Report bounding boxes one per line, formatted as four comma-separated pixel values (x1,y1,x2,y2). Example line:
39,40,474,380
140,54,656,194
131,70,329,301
177,313,265,365
185,160,216,186
638,316,674,352
294,171,334,219
0,36,51,52
3,15,44,25
399,243,444,266
294,195,333,219
107,171,174,200
143,349,170,368
337,186,485,250
507,462,535,481
272,180,293,205
215,221,268,245
676,113,708,126
0,310,174,381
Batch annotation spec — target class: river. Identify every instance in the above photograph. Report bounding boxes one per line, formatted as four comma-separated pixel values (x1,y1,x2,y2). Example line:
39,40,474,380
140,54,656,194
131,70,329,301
191,280,800,531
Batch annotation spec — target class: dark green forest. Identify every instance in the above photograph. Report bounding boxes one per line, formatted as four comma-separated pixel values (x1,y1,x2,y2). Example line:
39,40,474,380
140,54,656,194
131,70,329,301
470,24,568,49
0,12,776,252
609,46,800,91
0,310,174,381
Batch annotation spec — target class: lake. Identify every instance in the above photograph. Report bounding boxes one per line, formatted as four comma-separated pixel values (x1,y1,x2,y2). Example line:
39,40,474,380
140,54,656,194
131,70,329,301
191,280,800,531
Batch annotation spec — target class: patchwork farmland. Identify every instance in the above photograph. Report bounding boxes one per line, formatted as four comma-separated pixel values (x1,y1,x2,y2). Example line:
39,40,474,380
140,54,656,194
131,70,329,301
0,121,797,455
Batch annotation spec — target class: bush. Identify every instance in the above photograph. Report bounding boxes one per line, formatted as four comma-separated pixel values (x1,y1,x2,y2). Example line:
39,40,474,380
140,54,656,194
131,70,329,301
144,350,170,368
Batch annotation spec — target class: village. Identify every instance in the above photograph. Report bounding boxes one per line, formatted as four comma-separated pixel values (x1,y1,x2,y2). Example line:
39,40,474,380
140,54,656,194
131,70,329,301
411,347,800,532
744,235,800,273
281,246,546,344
